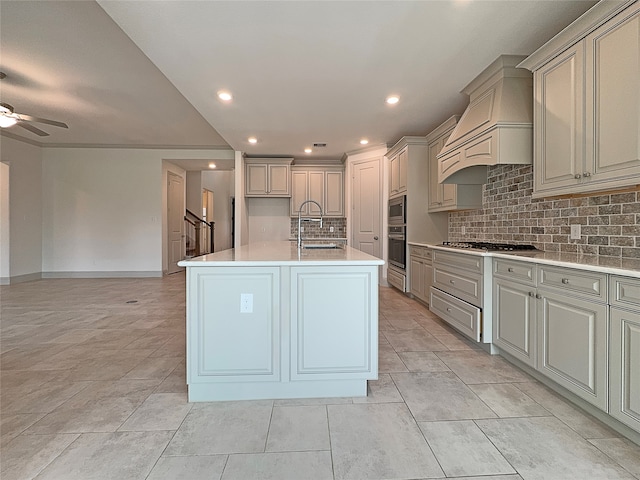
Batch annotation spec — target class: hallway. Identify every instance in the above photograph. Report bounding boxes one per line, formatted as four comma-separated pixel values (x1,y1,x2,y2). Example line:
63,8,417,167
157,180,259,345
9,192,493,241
1,273,639,479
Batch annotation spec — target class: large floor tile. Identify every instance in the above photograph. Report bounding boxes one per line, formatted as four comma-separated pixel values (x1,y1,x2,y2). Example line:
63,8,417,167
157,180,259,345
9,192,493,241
397,351,451,372
328,403,444,480
0,433,79,480
589,437,640,478
1,381,91,415
468,383,551,418
419,420,515,477
392,371,496,421
352,373,403,404
0,413,46,447
435,350,532,384
378,344,409,373
35,431,173,480
476,416,636,479
515,381,620,439
122,356,182,380
265,405,329,452
146,455,227,480
165,401,273,455
118,392,192,431
221,451,333,480
383,328,447,352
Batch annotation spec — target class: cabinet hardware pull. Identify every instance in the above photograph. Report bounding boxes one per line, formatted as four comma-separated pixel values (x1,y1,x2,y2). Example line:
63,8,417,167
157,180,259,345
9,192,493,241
446,308,451,312
583,172,591,177
561,278,569,284
508,267,514,272
574,173,582,179
449,280,455,284
528,291,534,297
536,293,542,299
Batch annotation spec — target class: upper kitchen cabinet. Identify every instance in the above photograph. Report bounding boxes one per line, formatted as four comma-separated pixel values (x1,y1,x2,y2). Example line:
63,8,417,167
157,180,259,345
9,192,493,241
427,115,482,212
245,158,293,197
290,165,344,217
520,1,640,198
388,146,408,197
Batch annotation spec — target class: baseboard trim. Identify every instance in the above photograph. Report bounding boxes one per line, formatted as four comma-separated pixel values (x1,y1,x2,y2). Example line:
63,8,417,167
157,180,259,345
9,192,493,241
4,272,43,285
42,271,163,279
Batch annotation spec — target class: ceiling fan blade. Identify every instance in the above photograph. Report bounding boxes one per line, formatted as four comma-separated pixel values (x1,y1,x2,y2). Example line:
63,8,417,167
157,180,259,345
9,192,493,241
17,122,49,136
17,114,68,129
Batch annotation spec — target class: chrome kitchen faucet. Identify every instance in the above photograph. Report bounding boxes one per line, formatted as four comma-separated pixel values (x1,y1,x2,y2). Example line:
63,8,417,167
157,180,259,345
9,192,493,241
297,200,323,248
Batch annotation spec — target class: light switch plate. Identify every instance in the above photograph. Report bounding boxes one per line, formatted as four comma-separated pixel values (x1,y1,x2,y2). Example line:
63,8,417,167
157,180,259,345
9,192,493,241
240,293,253,313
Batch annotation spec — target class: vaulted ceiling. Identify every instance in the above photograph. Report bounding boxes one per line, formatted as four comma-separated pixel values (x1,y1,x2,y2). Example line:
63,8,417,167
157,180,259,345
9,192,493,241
1,0,597,161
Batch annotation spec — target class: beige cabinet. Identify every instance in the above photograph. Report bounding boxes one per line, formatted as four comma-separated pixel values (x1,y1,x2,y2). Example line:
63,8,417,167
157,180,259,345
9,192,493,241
426,116,482,212
492,259,537,368
389,147,407,197
245,158,292,197
609,275,640,432
536,266,609,411
290,166,344,217
521,1,640,198
409,245,432,304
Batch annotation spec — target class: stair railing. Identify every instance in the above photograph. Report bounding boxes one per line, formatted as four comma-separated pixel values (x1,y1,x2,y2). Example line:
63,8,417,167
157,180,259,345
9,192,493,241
184,209,214,257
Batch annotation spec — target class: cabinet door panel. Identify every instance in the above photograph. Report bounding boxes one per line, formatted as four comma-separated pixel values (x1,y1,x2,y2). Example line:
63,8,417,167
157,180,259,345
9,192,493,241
268,164,290,195
610,307,640,431
538,290,607,409
398,148,408,193
324,170,344,216
493,281,536,367
308,171,324,215
586,5,640,182
291,170,308,215
428,140,443,209
534,43,584,193
246,164,269,195
409,257,423,299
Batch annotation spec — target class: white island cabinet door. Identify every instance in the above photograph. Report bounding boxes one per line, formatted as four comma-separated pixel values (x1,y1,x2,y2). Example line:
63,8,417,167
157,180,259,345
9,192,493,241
187,267,280,387
290,266,378,381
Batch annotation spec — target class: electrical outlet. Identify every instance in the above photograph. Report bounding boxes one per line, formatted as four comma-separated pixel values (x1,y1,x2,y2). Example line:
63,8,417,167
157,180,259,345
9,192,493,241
570,224,581,240
461,226,466,235
240,293,253,313
330,226,334,233
300,226,304,233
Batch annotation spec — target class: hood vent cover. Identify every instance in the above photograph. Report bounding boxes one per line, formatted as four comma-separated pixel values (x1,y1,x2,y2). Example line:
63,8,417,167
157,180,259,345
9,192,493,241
438,55,533,184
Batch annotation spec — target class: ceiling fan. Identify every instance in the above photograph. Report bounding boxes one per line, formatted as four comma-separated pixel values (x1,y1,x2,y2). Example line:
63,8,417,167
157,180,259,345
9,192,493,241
0,72,69,136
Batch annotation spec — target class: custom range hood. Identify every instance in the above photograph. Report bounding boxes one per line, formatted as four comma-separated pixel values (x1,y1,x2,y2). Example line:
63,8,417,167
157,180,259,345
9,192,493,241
438,55,533,184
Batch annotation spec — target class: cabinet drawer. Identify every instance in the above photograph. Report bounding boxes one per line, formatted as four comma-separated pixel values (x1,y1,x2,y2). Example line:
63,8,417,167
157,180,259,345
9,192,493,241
433,250,483,273
387,268,406,293
610,275,640,311
409,245,432,260
537,265,607,302
430,288,481,342
433,266,482,307
493,258,536,285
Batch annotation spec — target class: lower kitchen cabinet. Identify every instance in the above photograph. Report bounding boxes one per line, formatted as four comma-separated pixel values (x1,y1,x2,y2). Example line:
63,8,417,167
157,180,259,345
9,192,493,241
610,307,640,432
409,245,432,304
537,289,608,411
493,279,536,368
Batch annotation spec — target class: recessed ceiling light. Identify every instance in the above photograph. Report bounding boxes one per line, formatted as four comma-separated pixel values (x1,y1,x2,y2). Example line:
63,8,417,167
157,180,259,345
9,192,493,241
208,163,216,169
217,91,232,102
248,137,257,144
385,95,399,105
304,148,312,154
360,139,369,145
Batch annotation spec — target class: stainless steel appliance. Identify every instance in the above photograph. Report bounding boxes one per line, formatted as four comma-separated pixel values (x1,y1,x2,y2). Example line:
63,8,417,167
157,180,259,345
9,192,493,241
388,195,406,225
388,225,406,269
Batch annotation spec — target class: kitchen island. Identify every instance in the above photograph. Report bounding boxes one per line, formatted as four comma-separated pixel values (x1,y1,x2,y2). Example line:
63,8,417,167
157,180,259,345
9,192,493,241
178,242,384,402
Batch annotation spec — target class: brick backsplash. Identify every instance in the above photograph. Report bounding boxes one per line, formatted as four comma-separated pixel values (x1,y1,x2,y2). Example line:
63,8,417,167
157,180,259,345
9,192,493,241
448,165,640,258
291,217,346,239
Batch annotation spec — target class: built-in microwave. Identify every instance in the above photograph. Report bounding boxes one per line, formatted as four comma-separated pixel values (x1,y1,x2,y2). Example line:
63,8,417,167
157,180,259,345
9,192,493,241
388,195,406,225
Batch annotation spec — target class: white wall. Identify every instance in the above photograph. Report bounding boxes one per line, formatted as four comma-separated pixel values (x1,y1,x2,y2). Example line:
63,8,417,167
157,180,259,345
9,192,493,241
202,169,234,252
186,171,202,215
42,148,163,275
0,161,10,283
0,136,43,280
246,197,290,243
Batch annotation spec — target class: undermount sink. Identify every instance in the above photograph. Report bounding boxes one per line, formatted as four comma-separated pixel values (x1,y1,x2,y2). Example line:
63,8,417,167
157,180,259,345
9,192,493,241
302,243,340,249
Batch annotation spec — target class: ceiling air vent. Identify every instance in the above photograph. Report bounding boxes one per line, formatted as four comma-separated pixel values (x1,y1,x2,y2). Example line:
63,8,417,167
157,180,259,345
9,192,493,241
313,143,327,147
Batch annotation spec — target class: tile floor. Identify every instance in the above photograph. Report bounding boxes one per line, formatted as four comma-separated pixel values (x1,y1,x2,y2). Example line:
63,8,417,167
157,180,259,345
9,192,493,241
1,273,639,480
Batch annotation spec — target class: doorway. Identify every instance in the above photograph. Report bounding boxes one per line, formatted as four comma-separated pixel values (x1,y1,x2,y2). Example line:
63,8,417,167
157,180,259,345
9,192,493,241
167,171,184,274
351,158,382,259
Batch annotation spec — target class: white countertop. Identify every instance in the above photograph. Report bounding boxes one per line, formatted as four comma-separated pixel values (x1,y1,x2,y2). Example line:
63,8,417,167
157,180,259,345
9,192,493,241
178,241,385,267
409,241,640,279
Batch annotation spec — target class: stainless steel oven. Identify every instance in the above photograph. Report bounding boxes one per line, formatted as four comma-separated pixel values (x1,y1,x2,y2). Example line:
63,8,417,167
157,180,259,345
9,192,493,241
388,195,406,225
388,225,406,269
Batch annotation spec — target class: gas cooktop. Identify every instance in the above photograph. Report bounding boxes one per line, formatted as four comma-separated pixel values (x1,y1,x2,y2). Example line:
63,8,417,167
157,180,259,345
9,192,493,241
442,241,540,252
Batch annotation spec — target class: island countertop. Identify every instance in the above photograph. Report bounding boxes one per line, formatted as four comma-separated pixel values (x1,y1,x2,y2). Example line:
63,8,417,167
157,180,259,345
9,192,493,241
178,241,385,267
